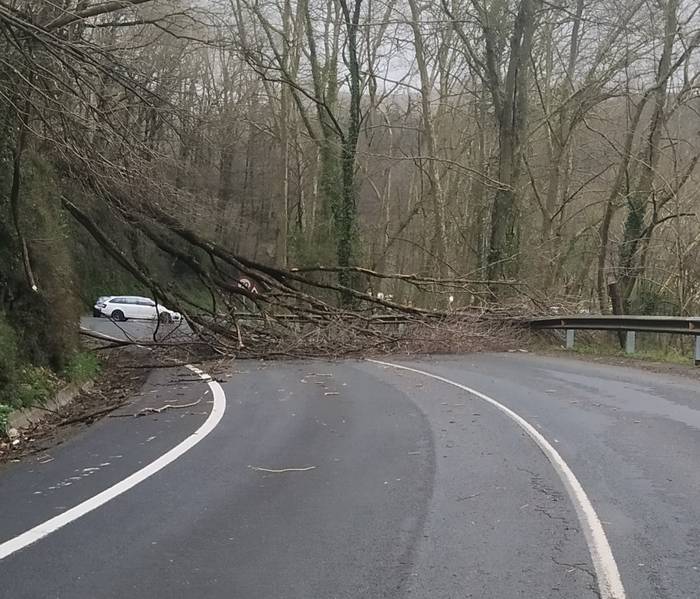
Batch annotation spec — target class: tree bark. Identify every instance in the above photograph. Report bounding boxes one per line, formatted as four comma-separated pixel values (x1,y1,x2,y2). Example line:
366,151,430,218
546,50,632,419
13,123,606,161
407,0,448,275
618,0,677,309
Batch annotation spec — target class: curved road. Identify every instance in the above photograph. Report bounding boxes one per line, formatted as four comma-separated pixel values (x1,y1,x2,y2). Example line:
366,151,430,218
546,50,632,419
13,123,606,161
1,353,699,598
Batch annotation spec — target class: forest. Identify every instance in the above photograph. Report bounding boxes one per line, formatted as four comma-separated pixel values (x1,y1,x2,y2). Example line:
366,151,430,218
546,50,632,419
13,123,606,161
1,0,699,407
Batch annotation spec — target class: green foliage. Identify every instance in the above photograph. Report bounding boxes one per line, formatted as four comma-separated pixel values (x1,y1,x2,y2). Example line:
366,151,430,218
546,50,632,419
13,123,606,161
0,317,103,432
76,250,148,308
630,281,679,316
290,226,335,267
179,282,223,314
0,403,12,432
0,154,80,370
1,316,58,410
15,365,59,409
0,314,19,406
69,204,198,309
632,347,693,366
292,143,339,269
0,362,58,431
0,151,89,432
562,337,693,366
63,351,101,384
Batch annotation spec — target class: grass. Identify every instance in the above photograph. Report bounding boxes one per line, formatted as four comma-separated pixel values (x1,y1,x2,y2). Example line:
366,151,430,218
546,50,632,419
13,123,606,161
1,365,60,431
15,365,60,408
561,342,694,366
1,352,101,433
0,404,12,432
533,329,696,367
1,307,101,432
63,351,101,385
616,347,692,366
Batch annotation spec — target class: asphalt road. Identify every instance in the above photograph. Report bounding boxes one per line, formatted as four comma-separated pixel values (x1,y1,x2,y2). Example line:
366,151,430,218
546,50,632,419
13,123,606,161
2,353,699,598
80,315,192,342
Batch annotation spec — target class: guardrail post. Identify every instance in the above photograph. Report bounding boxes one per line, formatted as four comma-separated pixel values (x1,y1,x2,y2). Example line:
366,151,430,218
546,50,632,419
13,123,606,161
695,336,700,366
566,329,575,350
625,331,636,354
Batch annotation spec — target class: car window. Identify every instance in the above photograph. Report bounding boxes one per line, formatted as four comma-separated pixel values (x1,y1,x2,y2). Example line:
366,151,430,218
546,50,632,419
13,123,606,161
110,298,124,304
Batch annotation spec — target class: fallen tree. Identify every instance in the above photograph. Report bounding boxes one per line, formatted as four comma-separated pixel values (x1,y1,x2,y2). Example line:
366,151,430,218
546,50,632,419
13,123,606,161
57,158,536,359
2,1,536,362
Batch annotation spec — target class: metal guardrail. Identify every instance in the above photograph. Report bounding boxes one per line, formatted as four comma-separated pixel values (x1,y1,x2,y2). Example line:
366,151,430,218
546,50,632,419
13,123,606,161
529,315,700,365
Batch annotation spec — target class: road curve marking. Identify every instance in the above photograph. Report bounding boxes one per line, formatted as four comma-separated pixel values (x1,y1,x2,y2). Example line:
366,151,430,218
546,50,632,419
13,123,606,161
368,358,626,599
0,365,226,560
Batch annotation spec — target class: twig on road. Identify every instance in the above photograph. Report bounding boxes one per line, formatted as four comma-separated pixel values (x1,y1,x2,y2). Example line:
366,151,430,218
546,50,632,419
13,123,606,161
248,465,317,474
133,398,202,417
59,401,128,426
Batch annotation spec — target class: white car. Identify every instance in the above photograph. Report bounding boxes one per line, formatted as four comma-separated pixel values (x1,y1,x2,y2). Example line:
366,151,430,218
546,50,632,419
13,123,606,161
95,296,182,323
93,296,110,317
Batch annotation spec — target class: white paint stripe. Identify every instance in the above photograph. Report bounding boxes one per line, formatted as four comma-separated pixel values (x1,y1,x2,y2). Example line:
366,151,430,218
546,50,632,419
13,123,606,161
0,364,226,560
368,358,626,599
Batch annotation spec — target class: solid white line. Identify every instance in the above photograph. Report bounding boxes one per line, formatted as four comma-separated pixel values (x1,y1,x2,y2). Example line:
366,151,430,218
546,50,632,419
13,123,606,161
0,364,226,560
368,358,626,599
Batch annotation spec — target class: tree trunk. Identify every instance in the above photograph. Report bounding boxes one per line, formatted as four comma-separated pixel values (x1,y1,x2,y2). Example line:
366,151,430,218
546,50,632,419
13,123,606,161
408,0,448,275
486,0,537,284
335,0,363,298
618,0,677,309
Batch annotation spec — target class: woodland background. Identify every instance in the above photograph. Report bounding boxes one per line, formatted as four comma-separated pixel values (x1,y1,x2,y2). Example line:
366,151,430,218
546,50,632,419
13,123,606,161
1,0,699,403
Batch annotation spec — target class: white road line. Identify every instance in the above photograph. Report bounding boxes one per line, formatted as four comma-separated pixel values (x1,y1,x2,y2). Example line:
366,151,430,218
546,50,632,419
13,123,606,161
368,358,626,599
0,364,226,560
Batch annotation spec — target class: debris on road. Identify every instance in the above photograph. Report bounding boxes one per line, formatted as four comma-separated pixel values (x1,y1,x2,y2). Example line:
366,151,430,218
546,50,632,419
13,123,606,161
0,348,150,464
248,465,317,474
133,398,202,417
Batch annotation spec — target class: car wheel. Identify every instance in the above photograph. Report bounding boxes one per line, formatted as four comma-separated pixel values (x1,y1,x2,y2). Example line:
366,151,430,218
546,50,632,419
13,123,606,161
111,310,126,322
159,312,173,324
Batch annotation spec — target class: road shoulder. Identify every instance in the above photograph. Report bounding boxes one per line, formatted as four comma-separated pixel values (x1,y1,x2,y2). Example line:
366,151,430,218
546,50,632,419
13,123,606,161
0,363,215,545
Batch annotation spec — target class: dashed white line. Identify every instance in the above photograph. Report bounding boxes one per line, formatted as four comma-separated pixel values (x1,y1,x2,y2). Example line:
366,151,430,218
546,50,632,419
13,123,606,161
368,358,626,599
0,365,226,560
